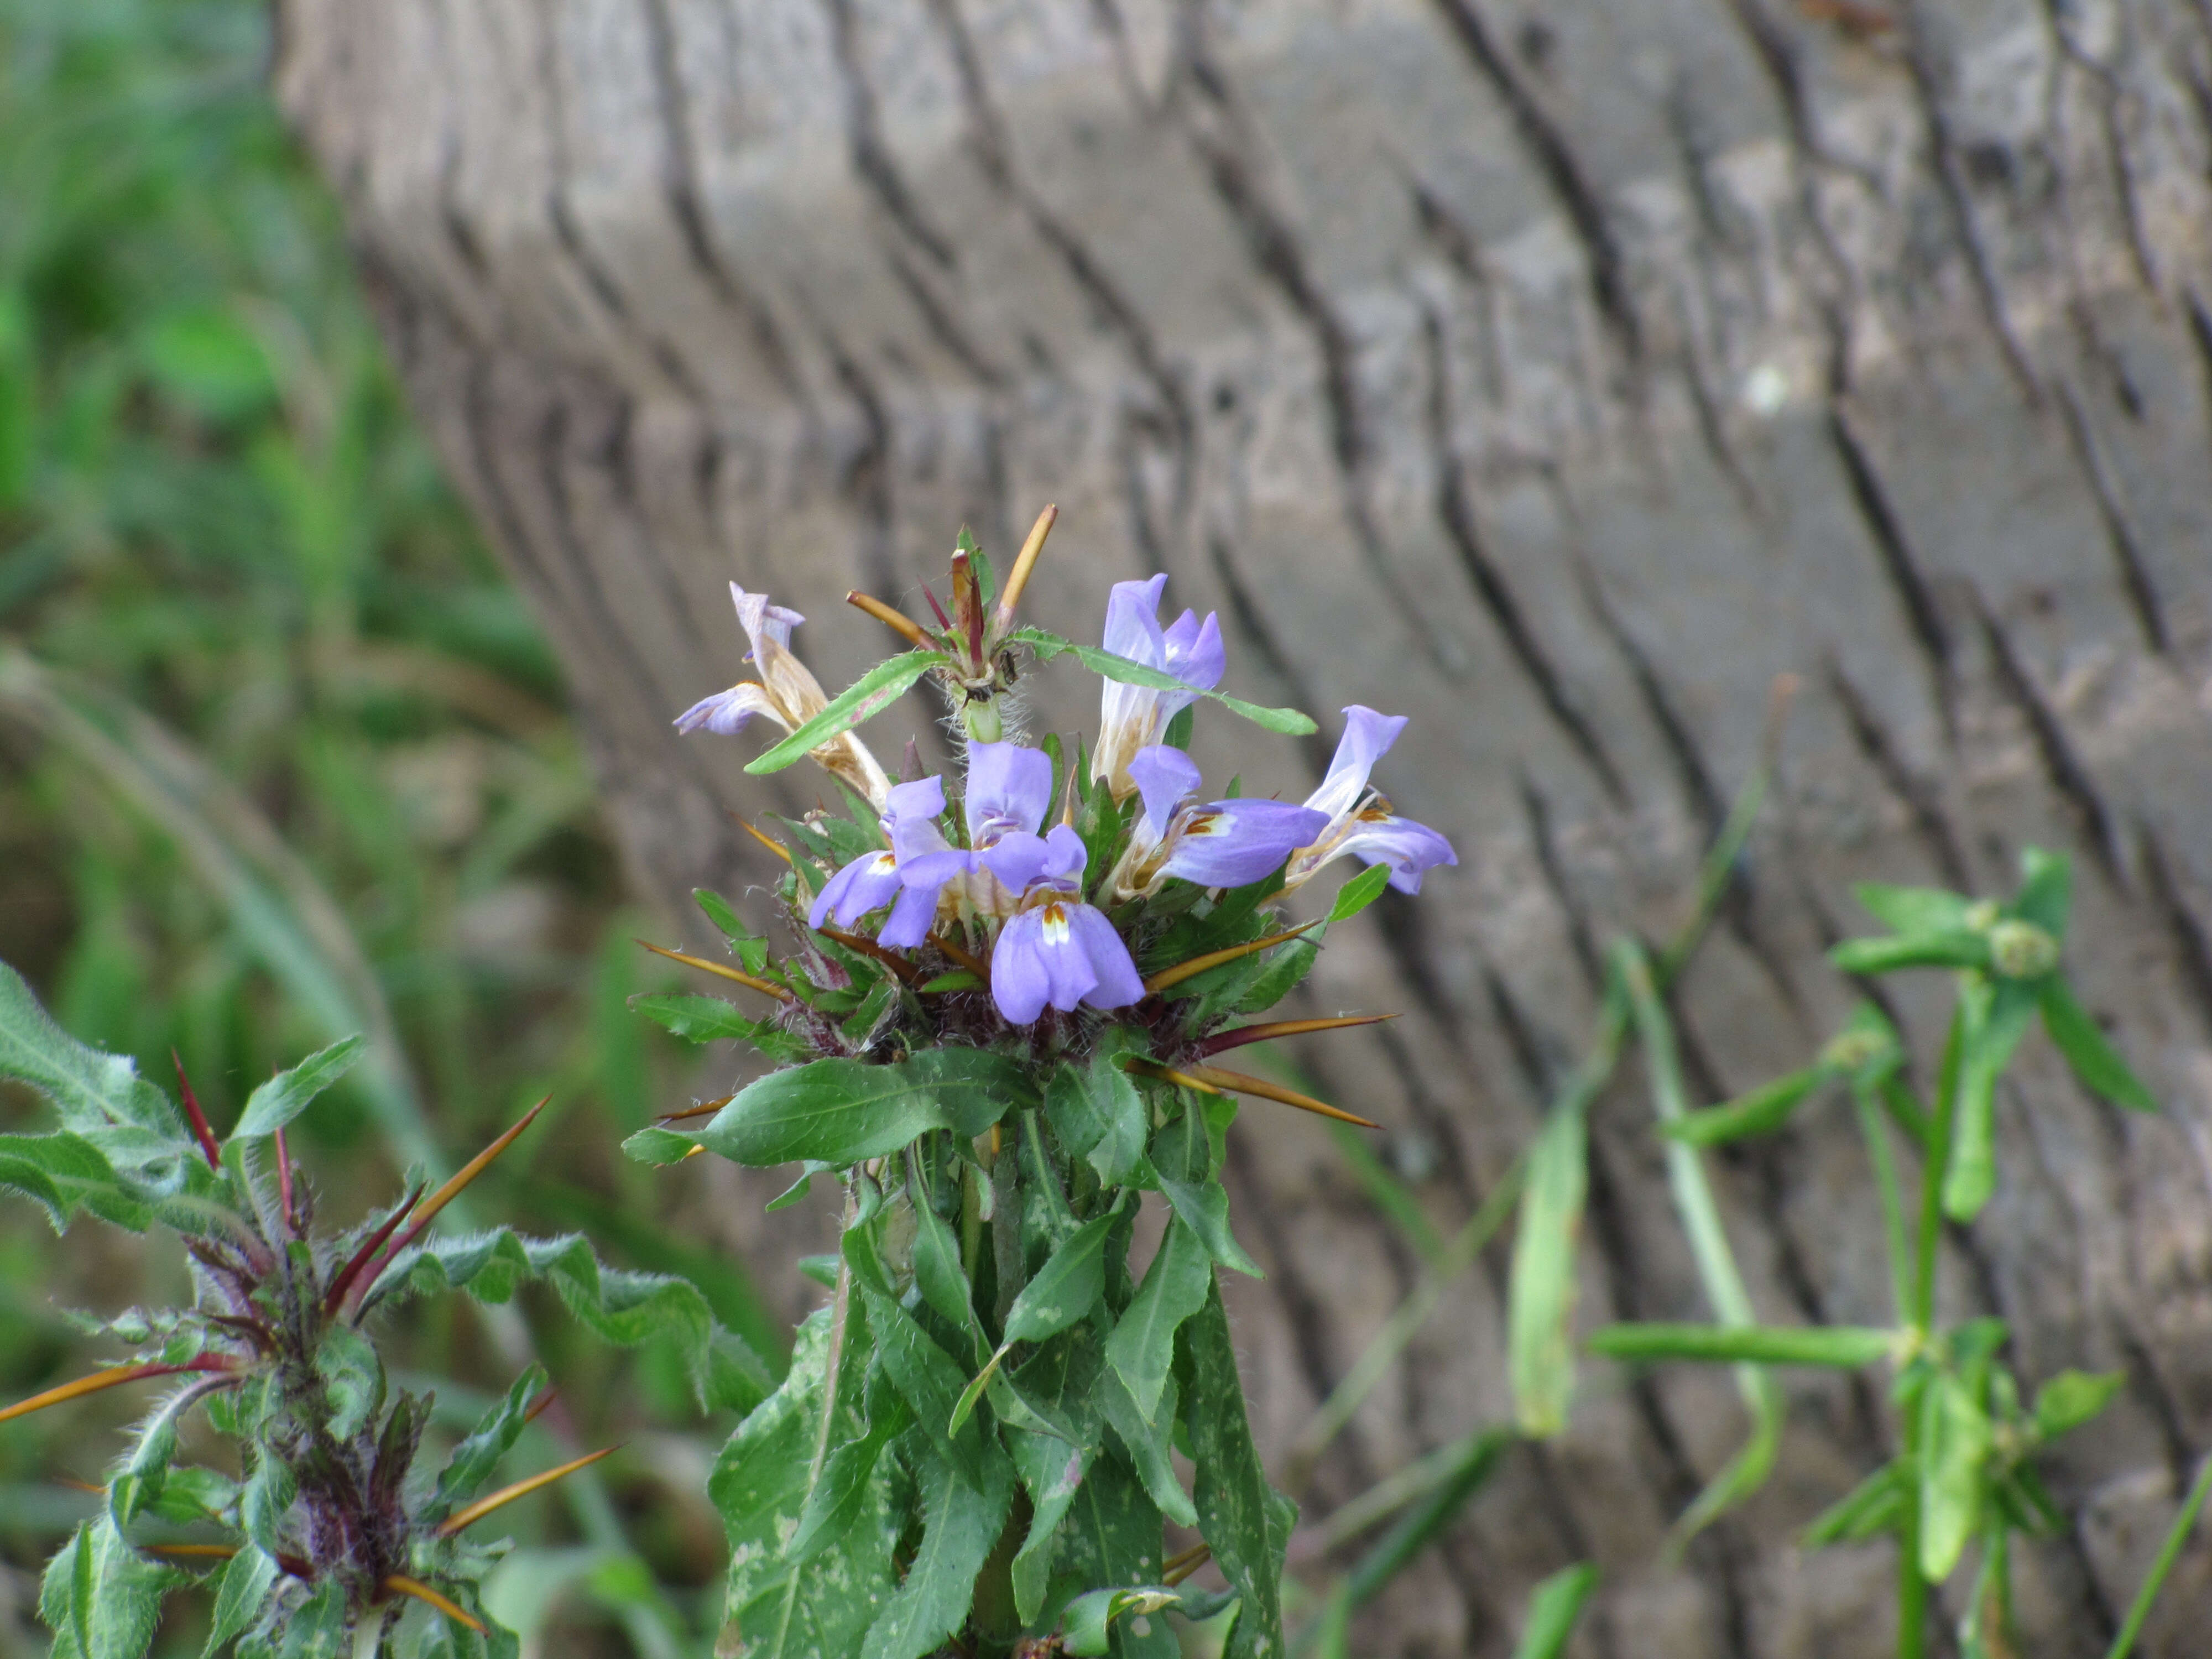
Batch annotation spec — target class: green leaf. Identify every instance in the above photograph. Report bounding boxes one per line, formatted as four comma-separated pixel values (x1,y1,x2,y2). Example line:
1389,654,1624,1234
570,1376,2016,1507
1943,977,2041,1222
315,1323,383,1441
2038,979,2156,1112
916,969,982,994
0,961,182,1142
1003,1209,1118,1347
1803,1461,1907,1546
1588,1323,1895,1368
693,1049,1034,1168
1178,1281,1293,1659
1107,1218,1213,1427
629,993,808,1060
1157,1175,1263,1280
1333,1425,1514,1616
1100,1362,1198,1527
745,651,950,774
909,1192,984,1359
1048,1453,1178,1656
1509,1102,1587,1436
0,1131,149,1232
202,1547,280,1658
787,1365,912,1568
1854,884,1974,936
231,1036,364,1139
238,1457,296,1557
1011,630,1317,735
1061,1587,1182,1657
716,1311,904,1659
2011,846,2071,937
1918,1371,1990,1582
1510,1563,1600,1659
1830,931,1993,975
695,888,772,973
855,1278,988,1482
426,1368,546,1523
2032,1369,2125,1439
860,1440,1013,1659
380,1229,760,1410
1662,1067,1825,1146
1327,862,1394,922
41,1516,187,1659
1045,1035,1149,1187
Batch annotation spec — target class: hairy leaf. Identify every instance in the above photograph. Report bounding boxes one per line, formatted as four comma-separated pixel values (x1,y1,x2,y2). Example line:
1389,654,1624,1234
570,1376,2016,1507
202,1547,280,1658
692,1049,1033,1168
231,1035,363,1139
1178,1282,1292,1659
629,993,808,1060
860,1438,1013,1659
1003,1210,1117,1347
42,1516,186,1659
425,1368,546,1524
1009,629,1316,735
745,651,950,774
0,961,182,1144
1107,1218,1211,1426
0,1131,149,1232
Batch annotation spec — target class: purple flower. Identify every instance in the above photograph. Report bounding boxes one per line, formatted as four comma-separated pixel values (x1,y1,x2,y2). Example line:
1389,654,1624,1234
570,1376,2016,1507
1109,745,1329,900
899,742,1059,921
989,826,1144,1024
674,585,890,807
1282,706,1458,895
1092,576,1225,800
808,777,954,948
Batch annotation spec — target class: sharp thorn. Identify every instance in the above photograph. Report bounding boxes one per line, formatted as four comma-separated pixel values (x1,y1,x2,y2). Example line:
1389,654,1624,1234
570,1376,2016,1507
322,1184,426,1315
845,590,933,650
636,940,795,1002
436,1447,617,1537
171,1051,222,1172
733,817,793,864
380,1577,485,1633
816,925,921,983
927,931,992,983
0,1359,232,1426
993,503,1057,633
1186,1063,1381,1129
658,1092,735,1124
1192,1013,1395,1058
1141,920,1322,997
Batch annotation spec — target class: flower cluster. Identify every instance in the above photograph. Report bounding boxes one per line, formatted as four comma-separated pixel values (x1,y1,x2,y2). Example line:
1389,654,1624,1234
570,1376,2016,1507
674,552,1454,1042
638,510,1457,1659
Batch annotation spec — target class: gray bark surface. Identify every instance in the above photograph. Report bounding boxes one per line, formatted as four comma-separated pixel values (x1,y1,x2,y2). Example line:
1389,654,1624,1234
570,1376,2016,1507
275,0,2212,1651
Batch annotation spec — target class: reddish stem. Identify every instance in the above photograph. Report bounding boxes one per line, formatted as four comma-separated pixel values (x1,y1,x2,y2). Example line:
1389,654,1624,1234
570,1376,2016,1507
171,1051,222,1172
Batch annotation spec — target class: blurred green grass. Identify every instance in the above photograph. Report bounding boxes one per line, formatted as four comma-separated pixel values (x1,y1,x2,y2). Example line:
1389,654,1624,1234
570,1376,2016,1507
0,1,763,1651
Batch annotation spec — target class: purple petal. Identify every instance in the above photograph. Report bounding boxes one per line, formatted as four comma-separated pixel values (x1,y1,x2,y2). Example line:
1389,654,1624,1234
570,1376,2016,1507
728,583,806,660
1161,608,1225,696
1127,746,1201,839
673,685,769,737
1336,812,1459,894
1040,823,1089,885
964,742,1054,844
1160,799,1332,889
1100,575,1171,665
878,882,943,949
975,831,1053,895
1305,705,1409,821
992,906,1087,1024
809,851,903,931
883,775,946,826
1065,904,1143,1010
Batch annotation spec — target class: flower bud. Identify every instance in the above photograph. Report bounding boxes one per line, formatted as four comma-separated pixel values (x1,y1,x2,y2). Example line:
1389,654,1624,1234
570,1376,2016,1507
1987,919,2059,979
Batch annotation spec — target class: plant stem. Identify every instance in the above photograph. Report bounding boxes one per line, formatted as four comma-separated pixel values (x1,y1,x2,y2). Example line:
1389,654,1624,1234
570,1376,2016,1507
2105,1454,2212,1659
1897,999,1969,1659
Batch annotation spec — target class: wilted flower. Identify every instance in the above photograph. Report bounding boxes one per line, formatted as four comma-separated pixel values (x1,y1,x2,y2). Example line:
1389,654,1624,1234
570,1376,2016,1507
989,825,1144,1025
1108,745,1328,901
1092,576,1224,800
808,776,957,948
1281,706,1457,894
675,584,892,808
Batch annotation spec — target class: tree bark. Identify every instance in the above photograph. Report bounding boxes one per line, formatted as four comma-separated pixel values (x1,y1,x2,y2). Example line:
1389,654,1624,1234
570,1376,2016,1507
275,0,2212,1650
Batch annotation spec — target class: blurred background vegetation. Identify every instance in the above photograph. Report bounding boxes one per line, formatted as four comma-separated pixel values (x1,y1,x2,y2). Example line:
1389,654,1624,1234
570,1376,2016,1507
0,0,774,1650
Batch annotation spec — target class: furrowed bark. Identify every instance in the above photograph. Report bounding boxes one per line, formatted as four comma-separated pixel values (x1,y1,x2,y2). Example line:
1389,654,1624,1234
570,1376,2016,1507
276,2,2212,1651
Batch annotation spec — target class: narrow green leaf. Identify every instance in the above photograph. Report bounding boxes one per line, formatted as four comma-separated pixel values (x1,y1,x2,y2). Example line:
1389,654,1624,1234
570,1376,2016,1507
1157,1175,1264,1279
693,1049,1032,1168
1830,931,1993,975
2033,1369,2125,1439
1854,884,1975,937
859,1442,1013,1659
855,1280,985,1481
2011,846,2072,938
1003,1209,1118,1347
629,993,808,1060
1918,1371,1990,1582
2039,979,2156,1113
1662,1067,1825,1146
1335,1426,1514,1613
1589,1323,1894,1368
786,1367,911,1568
232,1035,364,1139
1511,1563,1600,1659
1101,1363,1198,1527
1327,862,1394,922
0,961,181,1141
1045,1035,1149,1187
0,1131,147,1232
1107,1218,1212,1424
1179,1282,1293,1659
202,1547,279,1657
1943,977,2040,1222
744,651,949,775
2105,1453,2212,1659
1509,1102,1587,1436
1050,1453,1178,1656
41,1517,186,1659
1803,1461,1907,1546
427,1368,546,1523
1022,633,1317,735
